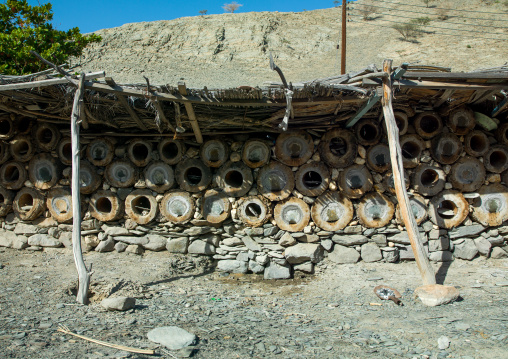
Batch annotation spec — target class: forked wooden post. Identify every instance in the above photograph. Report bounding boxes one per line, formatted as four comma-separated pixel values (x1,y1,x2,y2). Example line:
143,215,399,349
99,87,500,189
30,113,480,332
381,59,436,286
71,73,92,304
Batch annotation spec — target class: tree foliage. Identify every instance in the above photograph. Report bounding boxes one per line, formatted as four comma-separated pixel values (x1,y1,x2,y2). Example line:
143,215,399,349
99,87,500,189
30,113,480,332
0,0,101,75
222,2,242,13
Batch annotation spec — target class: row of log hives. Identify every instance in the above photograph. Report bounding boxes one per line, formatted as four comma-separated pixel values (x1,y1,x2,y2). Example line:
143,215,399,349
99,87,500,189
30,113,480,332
0,63,507,235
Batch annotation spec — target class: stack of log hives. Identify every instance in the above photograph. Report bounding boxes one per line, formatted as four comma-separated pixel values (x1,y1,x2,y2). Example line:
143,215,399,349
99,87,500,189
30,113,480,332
0,106,508,278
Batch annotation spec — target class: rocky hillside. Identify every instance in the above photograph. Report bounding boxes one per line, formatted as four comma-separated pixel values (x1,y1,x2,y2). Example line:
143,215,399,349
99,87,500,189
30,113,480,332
74,0,508,88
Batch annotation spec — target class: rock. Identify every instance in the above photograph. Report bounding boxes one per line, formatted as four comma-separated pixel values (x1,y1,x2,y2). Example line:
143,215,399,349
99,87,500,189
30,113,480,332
381,247,399,263
448,224,485,239
255,254,269,265
201,234,220,247
293,261,314,273
0,229,28,250
415,284,460,307
188,240,215,255
284,243,324,264
491,247,508,259
183,226,212,236
14,223,38,235
296,233,320,243
438,336,450,350
147,326,197,350
371,234,387,247
428,251,454,262
217,260,248,273
245,227,264,236
279,232,297,247
95,238,115,252
222,237,243,246
101,297,136,311
328,244,360,264
428,237,449,252
32,217,58,228
58,232,72,248
487,235,505,246
321,239,333,251
387,232,427,245
84,235,100,248
114,236,149,245
167,237,189,254
143,234,167,251
344,225,362,234
248,260,265,274
360,243,382,262
453,238,478,260
454,322,470,331
102,226,130,236
398,245,415,261
124,219,137,230
115,241,128,252
240,236,262,252
48,227,61,239
474,237,492,256
125,244,144,255
27,234,62,248
263,226,278,236
264,260,291,279
236,252,249,262
331,234,368,246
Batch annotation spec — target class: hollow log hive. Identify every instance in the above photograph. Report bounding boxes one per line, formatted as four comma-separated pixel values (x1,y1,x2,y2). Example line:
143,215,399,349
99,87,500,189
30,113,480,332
0,64,508,278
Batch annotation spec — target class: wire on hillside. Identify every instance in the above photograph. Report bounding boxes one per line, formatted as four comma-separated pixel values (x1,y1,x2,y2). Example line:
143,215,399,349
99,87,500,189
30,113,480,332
370,0,508,15
349,3,508,22
348,18,507,41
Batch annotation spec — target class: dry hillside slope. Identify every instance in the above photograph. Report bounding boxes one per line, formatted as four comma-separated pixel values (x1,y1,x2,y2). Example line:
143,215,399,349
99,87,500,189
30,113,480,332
75,0,508,88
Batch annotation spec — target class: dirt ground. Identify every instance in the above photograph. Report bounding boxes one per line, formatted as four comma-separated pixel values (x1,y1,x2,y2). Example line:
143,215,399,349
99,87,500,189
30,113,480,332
0,248,507,359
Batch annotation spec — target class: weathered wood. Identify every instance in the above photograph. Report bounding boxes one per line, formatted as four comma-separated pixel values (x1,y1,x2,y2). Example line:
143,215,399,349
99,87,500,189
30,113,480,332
433,89,455,108
403,71,508,80
105,78,147,131
364,78,508,90
71,73,92,304
178,82,203,143
492,95,508,117
471,90,499,104
0,71,105,91
345,88,382,128
381,59,436,286
150,98,175,132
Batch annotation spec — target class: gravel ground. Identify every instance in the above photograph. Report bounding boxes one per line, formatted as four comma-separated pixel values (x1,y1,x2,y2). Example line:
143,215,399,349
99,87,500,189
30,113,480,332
1,248,507,359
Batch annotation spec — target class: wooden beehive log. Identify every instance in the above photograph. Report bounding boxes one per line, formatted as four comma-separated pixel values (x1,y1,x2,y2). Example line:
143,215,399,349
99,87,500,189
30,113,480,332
275,130,314,167
33,123,60,151
158,138,186,165
412,164,446,196
384,170,410,195
89,190,124,222
57,137,72,166
46,187,74,223
79,161,102,194
338,164,373,199
355,119,381,146
105,160,137,188
125,189,158,225
428,190,469,229
483,145,508,173
237,195,270,227
175,158,212,192
144,161,174,193
202,189,231,224
10,135,35,162
295,162,330,197
28,153,60,190
413,112,443,139
160,191,195,223
200,138,229,168
393,111,409,136
447,106,475,136
0,161,27,190
357,192,394,228
13,187,45,221
241,139,271,168
496,123,508,146
430,133,463,165
274,197,310,232
217,161,253,197
311,191,353,231
464,130,490,157
14,116,32,135
449,156,485,192
471,184,508,227
86,138,115,167
366,143,391,173
319,128,357,168
0,186,14,217
399,134,425,169
395,194,428,226
0,141,10,165
0,115,14,140
127,139,152,167
257,161,294,201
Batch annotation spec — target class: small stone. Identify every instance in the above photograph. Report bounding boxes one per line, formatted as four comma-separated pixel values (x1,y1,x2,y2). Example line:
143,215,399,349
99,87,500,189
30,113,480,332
487,173,501,183
188,240,215,255
124,219,137,230
321,239,333,251
263,260,291,279
125,244,144,255
143,234,167,251
217,260,248,273
354,157,365,165
382,247,399,263
255,254,269,265
293,261,314,273
101,297,136,311
454,322,470,331
0,229,28,249
183,226,212,236
437,336,450,350
279,232,297,247
491,247,508,259
328,244,360,264
27,234,62,248
263,226,278,237
114,236,149,245
223,237,243,246
167,237,189,254
344,225,362,234
14,223,38,235
453,238,478,260
415,284,460,307
296,234,319,243
84,235,100,248
331,234,368,246
102,226,130,236
428,238,449,252
448,224,485,239
248,260,265,274
240,236,262,252
361,243,382,262
236,252,249,262
371,234,387,246
487,235,505,246
284,243,324,264
147,326,197,350
114,242,128,252
428,251,454,262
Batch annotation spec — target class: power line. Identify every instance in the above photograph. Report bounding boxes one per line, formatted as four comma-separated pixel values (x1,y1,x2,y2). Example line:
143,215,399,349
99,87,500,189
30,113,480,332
370,0,508,15
348,18,507,41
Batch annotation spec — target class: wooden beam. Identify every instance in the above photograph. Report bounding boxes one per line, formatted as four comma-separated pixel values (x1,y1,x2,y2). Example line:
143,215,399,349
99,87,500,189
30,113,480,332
105,78,147,131
150,98,175,132
0,71,105,91
403,71,508,81
381,59,436,286
433,89,455,108
179,82,203,143
492,95,508,117
363,78,508,90
471,90,499,104
345,89,381,128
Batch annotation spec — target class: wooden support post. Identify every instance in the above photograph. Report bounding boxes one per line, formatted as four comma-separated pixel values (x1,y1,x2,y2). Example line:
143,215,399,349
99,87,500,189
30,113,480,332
341,1,347,75
105,78,147,131
178,82,203,143
345,89,381,128
151,99,176,132
381,59,436,286
71,73,92,304
433,89,455,108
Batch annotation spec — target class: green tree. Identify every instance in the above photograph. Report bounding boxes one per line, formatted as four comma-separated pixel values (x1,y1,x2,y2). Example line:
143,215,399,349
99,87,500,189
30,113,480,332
0,0,101,75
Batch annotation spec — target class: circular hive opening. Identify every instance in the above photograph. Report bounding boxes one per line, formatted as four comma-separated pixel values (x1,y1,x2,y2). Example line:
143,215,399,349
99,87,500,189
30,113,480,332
282,204,303,224
347,174,363,190
5,165,19,182
37,128,54,144
420,169,439,187
374,153,387,167
395,115,406,132
0,119,11,136
459,168,474,184
185,167,202,185
132,143,149,162
12,140,29,157
209,148,220,162
438,200,457,219
161,142,179,160
62,143,72,162
0,193,4,203
131,196,151,215
489,150,507,169
302,170,322,189
442,141,456,158
402,141,419,159
246,202,262,218
115,167,128,182
288,142,302,159
225,170,243,188
96,197,112,213
485,198,501,214
329,137,347,156
17,118,31,134
18,193,33,211
359,123,378,142
92,145,107,161
419,115,439,134
470,134,488,153
455,115,469,132
38,166,52,182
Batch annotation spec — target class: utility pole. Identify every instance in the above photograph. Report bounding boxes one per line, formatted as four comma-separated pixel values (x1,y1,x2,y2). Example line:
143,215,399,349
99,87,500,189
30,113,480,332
341,0,347,75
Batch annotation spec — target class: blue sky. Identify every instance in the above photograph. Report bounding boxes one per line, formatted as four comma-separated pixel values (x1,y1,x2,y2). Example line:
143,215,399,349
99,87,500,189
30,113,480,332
27,0,347,34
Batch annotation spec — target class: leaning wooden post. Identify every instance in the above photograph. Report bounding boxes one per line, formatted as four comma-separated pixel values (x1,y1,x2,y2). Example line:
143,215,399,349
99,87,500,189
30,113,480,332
71,73,92,304
381,59,436,286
